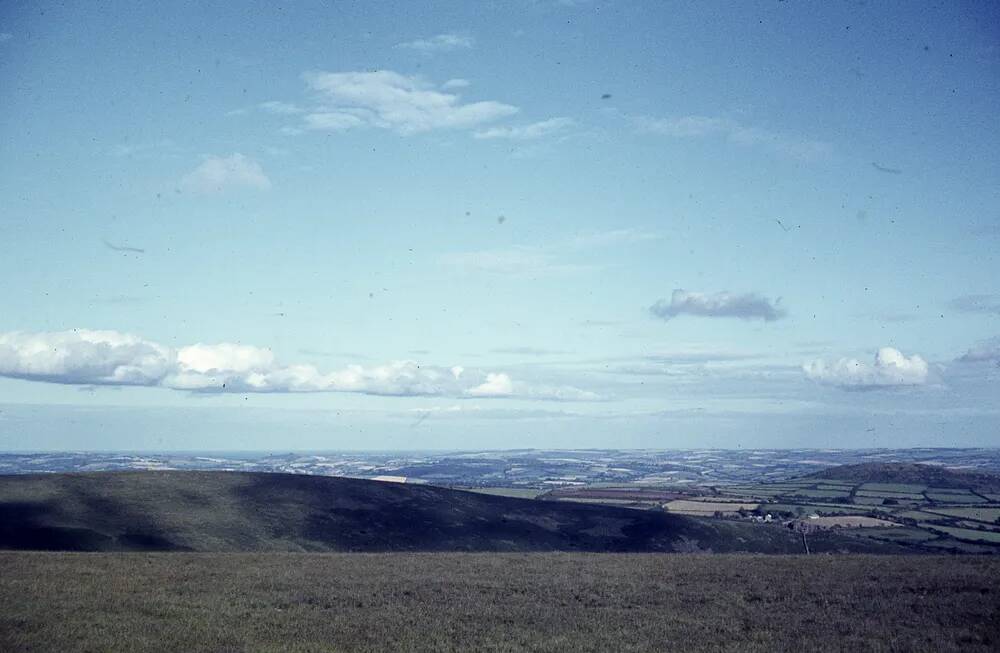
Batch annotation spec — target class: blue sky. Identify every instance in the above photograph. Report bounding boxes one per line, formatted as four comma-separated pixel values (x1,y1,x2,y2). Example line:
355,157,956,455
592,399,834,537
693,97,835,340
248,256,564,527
0,0,998,450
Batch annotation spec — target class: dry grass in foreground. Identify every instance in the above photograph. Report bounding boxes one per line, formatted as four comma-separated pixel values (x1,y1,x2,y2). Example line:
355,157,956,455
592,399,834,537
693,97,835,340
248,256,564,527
1,552,998,652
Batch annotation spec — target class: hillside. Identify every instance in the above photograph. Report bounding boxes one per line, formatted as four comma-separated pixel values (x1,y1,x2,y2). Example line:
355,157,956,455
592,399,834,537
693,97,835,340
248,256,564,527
805,462,1000,491
0,471,902,554
3,552,998,652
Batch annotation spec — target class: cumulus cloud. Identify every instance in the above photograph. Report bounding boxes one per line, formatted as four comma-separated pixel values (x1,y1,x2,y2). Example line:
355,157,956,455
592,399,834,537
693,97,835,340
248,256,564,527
467,372,514,397
0,330,173,386
949,294,1000,315
650,290,786,322
0,330,599,401
396,33,474,52
296,70,518,135
179,153,271,193
803,347,929,389
474,117,574,140
958,337,1000,363
634,114,832,161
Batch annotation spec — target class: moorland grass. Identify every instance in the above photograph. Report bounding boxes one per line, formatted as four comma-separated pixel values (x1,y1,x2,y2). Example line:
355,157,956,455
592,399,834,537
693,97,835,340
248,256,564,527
1,552,998,652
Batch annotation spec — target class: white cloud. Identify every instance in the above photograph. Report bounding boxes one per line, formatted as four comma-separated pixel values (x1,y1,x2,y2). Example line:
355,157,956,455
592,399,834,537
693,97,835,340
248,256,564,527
396,33,474,53
650,290,786,322
176,343,275,374
474,117,574,140
467,372,514,397
804,347,929,389
0,329,599,401
635,114,832,161
297,70,519,135
442,78,470,89
526,384,602,402
179,153,271,193
0,330,173,386
301,112,366,131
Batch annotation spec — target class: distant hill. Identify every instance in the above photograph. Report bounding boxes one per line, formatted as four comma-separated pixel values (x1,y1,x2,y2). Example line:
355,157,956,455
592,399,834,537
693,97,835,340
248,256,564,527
805,463,1000,490
0,471,904,554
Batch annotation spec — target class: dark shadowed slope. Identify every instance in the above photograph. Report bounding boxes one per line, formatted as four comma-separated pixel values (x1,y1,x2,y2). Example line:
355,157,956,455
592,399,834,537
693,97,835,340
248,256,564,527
0,471,905,553
805,463,1000,491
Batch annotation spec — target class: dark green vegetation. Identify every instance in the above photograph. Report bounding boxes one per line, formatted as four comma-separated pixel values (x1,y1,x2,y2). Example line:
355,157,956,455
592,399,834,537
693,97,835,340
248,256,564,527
2,552,998,652
806,463,1000,491
0,471,900,554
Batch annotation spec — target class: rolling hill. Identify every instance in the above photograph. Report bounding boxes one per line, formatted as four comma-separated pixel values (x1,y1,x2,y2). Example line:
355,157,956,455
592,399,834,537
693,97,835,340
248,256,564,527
805,462,1000,491
0,471,905,553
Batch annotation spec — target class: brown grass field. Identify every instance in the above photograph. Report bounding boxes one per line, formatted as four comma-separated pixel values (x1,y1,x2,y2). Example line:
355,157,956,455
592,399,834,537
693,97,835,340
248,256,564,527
1,552,998,652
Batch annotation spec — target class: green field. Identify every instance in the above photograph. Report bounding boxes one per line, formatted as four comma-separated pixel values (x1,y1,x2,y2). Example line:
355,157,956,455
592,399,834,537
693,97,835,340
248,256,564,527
849,527,938,544
920,524,1000,544
765,503,871,516
717,487,784,497
896,510,942,521
926,493,988,504
855,490,927,500
782,488,852,499
692,466,1000,551
922,539,999,554
922,507,1000,524
854,496,892,505
2,552,999,652
860,483,928,493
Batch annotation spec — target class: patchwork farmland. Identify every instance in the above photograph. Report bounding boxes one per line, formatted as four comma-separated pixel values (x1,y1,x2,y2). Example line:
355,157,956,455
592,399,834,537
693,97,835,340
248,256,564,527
541,463,1000,553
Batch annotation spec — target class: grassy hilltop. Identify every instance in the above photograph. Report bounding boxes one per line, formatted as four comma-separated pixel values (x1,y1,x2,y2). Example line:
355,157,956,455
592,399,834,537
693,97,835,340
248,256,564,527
0,470,903,554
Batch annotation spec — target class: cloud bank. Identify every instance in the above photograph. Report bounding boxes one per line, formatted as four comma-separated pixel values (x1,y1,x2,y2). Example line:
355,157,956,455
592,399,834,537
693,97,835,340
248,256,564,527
0,330,598,401
803,347,929,389
650,290,786,322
